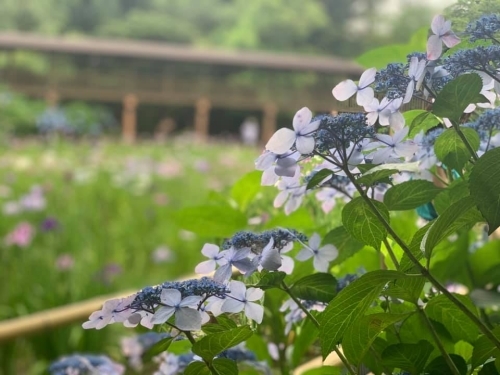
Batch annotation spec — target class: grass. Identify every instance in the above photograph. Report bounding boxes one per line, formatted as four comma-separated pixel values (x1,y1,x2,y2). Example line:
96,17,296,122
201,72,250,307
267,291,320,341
0,138,257,374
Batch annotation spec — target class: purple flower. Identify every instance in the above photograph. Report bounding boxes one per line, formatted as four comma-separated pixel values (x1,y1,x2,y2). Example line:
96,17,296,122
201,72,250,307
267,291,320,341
41,217,59,232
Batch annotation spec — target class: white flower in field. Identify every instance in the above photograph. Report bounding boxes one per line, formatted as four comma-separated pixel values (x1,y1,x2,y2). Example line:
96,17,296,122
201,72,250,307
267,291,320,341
195,244,225,274
125,311,155,329
278,242,295,275
404,57,427,103
370,127,419,164
378,98,405,130
296,233,338,272
315,188,339,214
265,107,320,155
221,281,264,323
214,247,254,283
252,237,282,271
332,67,376,106
82,296,134,329
204,296,225,317
152,289,202,331
364,97,389,126
427,15,460,60
274,177,306,215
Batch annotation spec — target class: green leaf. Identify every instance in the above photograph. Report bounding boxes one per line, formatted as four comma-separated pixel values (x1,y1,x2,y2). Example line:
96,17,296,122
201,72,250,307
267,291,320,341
358,161,421,179
470,289,500,309
292,316,319,367
425,354,468,375
202,323,232,335
357,169,399,186
381,340,434,374
342,313,410,365
409,111,441,137
291,273,337,303
301,366,342,375
385,276,426,304
256,271,286,290
434,128,480,171
479,362,500,375
306,169,333,190
400,223,431,272
142,337,174,361
470,240,500,286
384,180,442,210
471,327,500,369
422,196,483,257
469,147,500,234
342,197,389,250
173,204,247,237
425,294,479,343
212,358,238,375
319,270,404,357
404,109,427,126
323,226,364,265
192,326,253,362
433,73,487,123
434,179,470,215
231,171,262,211
185,361,211,375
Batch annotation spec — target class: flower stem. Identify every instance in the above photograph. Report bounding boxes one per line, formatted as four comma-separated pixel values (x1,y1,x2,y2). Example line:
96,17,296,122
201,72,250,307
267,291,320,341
418,308,461,375
451,120,479,161
342,167,500,350
281,281,357,375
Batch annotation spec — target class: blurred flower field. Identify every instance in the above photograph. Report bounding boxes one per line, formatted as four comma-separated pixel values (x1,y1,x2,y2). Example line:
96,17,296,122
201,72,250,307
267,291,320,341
0,139,261,374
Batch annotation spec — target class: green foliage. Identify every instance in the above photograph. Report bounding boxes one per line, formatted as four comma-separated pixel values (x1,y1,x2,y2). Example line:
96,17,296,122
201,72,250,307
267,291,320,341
469,240,500,286
192,326,253,362
381,340,434,374
469,147,500,234
472,327,500,369
384,180,442,211
231,171,262,211
409,111,441,137
342,197,389,250
323,226,364,265
434,128,480,171
306,169,333,190
425,354,468,375
256,271,287,290
290,273,337,303
319,270,404,357
143,337,174,361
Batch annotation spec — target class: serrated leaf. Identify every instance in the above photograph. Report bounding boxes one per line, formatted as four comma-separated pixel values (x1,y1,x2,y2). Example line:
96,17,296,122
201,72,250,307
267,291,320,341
231,171,262,211
319,270,404,357
385,276,426,304
435,128,480,171
425,294,479,343
323,226,364,265
142,337,174,361
342,313,410,365
409,111,441,137
291,273,337,303
472,327,500,369
192,326,253,362
342,197,389,250
212,358,238,375
307,169,333,190
173,204,247,237
470,240,500,287
469,147,500,234
433,73,487,123
256,271,286,290
382,340,434,374
434,179,470,215
384,180,442,210
425,354,468,375
185,361,211,375
400,223,431,273
422,196,483,257
357,169,399,186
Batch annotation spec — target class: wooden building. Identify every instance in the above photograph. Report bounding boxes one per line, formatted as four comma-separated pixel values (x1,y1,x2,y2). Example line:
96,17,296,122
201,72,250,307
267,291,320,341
0,33,423,142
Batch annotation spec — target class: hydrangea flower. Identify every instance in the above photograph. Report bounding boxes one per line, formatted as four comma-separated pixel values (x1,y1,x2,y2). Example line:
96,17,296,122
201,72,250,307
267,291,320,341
221,281,264,323
265,107,320,155
152,289,202,331
403,57,426,103
195,243,225,274
296,233,338,272
332,67,377,106
214,247,254,283
370,127,418,164
49,354,125,375
427,15,460,60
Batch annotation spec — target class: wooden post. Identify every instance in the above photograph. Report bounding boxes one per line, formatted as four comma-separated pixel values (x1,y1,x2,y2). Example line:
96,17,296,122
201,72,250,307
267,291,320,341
261,103,278,144
194,97,211,142
44,89,59,108
122,94,138,143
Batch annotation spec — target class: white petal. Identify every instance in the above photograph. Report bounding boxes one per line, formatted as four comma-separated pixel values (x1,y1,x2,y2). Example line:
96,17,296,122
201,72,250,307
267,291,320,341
378,109,391,126
309,233,321,250
319,244,338,261
431,15,446,35
426,35,443,61
245,302,264,324
201,243,219,258
274,191,289,208
195,260,216,274
292,107,313,132
356,87,375,106
255,152,277,170
221,298,244,313
260,247,282,271
228,280,247,299
261,167,279,186
295,248,314,261
371,147,394,164
152,306,175,324
359,67,377,87
442,33,460,48
393,126,409,143
161,289,182,306
313,257,329,273
180,296,202,308
301,119,321,135
389,111,405,131
408,57,419,78
246,287,264,301
395,142,419,158
265,128,296,154
285,195,303,215
278,255,295,274
213,264,232,283
332,80,357,101
403,80,415,104
175,308,202,331
363,97,380,112
295,136,315,154
366,111,379,126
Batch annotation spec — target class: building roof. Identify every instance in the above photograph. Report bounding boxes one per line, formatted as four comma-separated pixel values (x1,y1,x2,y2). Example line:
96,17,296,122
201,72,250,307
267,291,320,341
0,32,363,75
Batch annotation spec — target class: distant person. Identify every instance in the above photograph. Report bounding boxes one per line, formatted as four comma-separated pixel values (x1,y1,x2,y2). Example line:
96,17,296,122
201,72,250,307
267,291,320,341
240,117,259,146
